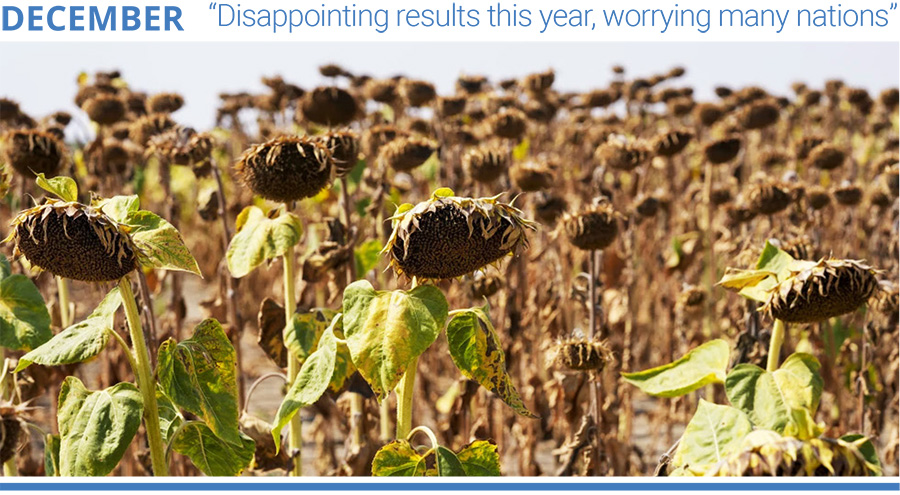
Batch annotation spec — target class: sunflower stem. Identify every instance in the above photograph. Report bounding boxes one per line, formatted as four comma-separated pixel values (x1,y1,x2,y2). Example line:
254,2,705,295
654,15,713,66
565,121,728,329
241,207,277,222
395,357,417,439
767,319,787,373
56,276,72,329
283,247,303,477
2,457,15,477
395,278,419,439
118,276,168,476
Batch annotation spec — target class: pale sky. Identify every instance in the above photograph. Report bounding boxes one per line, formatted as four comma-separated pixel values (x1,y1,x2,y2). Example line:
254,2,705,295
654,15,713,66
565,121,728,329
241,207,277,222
1,42,897,130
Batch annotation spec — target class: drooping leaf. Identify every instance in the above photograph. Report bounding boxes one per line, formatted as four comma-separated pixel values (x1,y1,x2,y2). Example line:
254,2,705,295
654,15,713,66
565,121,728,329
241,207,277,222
257,298,288,368
272,318,339,448
456,440,501,476
44,434,61,477
226,206,302,278
57,377,143,476
16,287,122,372
157,319,241,445
671,400,753,476
284,308,336,364
342,281,448,399
371,440,427,476
93,194,140,223
725,353,824,439
35,174,77,202
622,339,730,398
354,239,382,277
155,390,183,445
446,306,536,418
330,332,356,393
718,241,809,303
838,434,882,476
240,413,290,472
0,256,51,351
435,446,467,476
125,210,201,276
171,421,255,476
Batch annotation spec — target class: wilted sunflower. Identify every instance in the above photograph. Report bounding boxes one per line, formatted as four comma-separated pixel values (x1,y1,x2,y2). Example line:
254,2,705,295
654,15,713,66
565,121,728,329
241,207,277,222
739,99,781,130
82,94,127,126
399,79,436,107
704,137,742,164
6,199,139,282
832,183,863,206
463,144,509,184
707,432,881,477
595,139,651,171
806,144,845,171
2,129,67,177
805,186,831,210
299,86,359,126
563,200,620,251
385,189,536,280
555,338,611,372
129,113,176,147
377,136,436,172
748,181,793,215
486,108,528,140
510,160,554,192
762,258,879,324
146,92,185,114
652,129,693,157
235,135,334,203
0,402,25,464
320,130,360,178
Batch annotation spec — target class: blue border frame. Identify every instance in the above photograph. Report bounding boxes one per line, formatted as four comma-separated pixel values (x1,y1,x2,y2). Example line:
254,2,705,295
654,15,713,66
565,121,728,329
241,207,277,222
2,482,899,491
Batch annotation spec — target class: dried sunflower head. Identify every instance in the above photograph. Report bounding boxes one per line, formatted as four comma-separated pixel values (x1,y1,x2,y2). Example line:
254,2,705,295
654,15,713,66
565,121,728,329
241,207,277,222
319,130,360,178
486,108,528,140
2,129,67,177
805,186,831,210
653,129,693,157
463,144,509,184
299,86,359,126
707,431,881,477
739,99,781,130
534,193,568,225
399,79,436,107
694,102,725,127
377,136,436,172
234,135,334,203
146,92,184,114
704,137,742,164
362,124,408,159
748,181,792,215
469,270,503,299
556,338,611,371
511,160,554,192
0,402,25,464
436,96,467,117
595,139,651,171
563,200,620,251
763,258,879,324
806,144,845,171
832,182,863,207
129,113,176,147
7,199,139,282
385,188,536,280
82,94,127,126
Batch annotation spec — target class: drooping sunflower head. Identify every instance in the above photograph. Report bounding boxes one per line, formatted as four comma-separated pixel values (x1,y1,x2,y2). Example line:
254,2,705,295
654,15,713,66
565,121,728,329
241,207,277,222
555,338,611,372
234,135,334,203
319,129,360,178
7,199,139,282
463,144,509,184
2,129,67,177
563,200,620,251
377,136,437,172
763,258,880,324
385,188,536,280
298,86,359,126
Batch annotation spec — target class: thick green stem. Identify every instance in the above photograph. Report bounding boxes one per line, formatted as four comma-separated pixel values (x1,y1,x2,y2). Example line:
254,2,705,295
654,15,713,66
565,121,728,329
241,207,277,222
767,319,787,372
56,276,71,329
395,356,417,439
118,277,168,476
283,248,303,477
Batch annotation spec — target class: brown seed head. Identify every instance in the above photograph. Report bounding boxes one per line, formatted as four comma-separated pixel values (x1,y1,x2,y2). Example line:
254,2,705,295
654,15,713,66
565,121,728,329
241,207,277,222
8,200,138,282
299,86,359,126
703,137,742,164
806,144,845,170
129,113,176,147
146,92,184,114
764,259,879,323
377,136,436,172
386,190,536,280
400,79,436,107
556,338,611,371
832,183,863,206
82,94,127,126
320,130,360,178
748,181,792,215
739,99,781,130
511,160,555,192
653,129,694,157
2,129,67,177
486,108,528,140
564,201,619,251
463,144,510,184
235,135,334,202
595,139,651,171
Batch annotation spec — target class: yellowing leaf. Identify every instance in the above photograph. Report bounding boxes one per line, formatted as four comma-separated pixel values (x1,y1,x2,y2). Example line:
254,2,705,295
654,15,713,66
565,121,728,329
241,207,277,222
35,174,77,202
227,206,302,278
342,281,448,400
126,210,202,276
446,306,536,418
622,339,730,398
672,400,752,476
